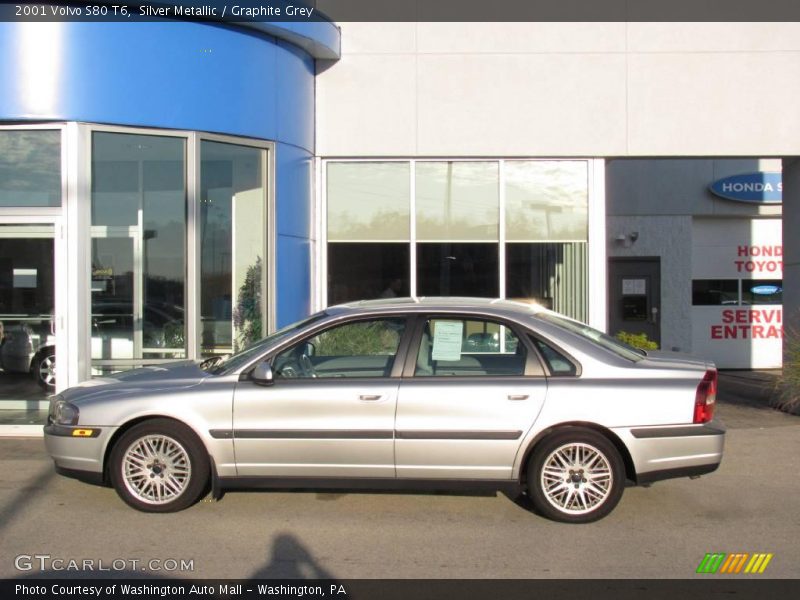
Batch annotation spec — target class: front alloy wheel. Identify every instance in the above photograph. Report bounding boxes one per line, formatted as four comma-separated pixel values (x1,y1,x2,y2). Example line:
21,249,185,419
110,419,209,512
527,429,624,523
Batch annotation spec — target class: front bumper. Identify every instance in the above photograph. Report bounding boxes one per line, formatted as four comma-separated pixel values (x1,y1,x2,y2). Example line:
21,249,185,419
43,423,117,477
613,420,726,484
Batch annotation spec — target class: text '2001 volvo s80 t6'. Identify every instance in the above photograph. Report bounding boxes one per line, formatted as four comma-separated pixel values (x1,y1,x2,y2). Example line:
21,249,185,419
44,298,724,523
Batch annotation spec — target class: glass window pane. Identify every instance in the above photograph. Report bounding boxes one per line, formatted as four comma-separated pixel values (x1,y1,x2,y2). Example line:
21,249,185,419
327,242,409,305
505,161,588,241
0,130,61,207
416,162,498,241
273,318,406,379
91,132,187,363
91,238,135,361
531,337,577,376
742,280,782,305
0,227,56,403
201,140,266,355
327,162,410,241
417,243,498,297
506,242,588,322
692,280,739,306
415,318,526,377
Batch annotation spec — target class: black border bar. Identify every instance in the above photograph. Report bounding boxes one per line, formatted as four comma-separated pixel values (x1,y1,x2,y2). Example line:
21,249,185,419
3,579,799,600
4,1,800,23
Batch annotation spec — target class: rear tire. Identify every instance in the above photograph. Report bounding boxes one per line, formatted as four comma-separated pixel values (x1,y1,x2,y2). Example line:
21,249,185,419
527,428,624,523
109,419,209,513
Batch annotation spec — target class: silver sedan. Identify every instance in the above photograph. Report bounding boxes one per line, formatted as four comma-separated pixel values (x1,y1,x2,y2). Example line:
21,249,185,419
44,298,725,523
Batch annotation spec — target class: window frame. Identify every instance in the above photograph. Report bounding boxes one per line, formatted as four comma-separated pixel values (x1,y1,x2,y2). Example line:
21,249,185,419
402,313,546,379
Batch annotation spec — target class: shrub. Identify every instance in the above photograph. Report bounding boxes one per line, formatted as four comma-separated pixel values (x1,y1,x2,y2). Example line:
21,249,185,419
614,331,659,351
775,322,800,415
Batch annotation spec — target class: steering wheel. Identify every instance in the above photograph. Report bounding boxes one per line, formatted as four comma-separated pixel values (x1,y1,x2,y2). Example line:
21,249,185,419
299,354,317,378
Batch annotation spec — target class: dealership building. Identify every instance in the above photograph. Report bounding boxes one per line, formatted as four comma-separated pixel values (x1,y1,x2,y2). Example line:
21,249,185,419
0,13,798,429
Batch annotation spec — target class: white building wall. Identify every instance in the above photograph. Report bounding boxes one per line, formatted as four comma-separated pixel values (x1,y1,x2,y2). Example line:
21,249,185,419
317,23,800,158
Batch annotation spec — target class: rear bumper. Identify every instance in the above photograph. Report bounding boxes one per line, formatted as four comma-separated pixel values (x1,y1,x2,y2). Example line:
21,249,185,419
612,420,726,483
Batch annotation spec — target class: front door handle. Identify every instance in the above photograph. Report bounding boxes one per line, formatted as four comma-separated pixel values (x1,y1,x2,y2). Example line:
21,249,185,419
359,394,383,401
507,394,529,401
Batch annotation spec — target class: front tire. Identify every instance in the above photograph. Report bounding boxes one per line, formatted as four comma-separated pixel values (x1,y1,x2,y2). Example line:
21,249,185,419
109,419,209,513
527,428,624,523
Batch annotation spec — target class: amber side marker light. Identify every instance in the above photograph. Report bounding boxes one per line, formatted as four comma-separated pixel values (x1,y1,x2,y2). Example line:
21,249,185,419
71,429,95,437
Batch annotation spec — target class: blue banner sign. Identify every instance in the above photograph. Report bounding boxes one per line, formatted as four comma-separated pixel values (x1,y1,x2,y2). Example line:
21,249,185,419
709,172,782,204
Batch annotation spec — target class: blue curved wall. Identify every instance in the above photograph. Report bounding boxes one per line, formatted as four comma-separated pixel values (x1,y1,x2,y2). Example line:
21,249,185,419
0,20,317,326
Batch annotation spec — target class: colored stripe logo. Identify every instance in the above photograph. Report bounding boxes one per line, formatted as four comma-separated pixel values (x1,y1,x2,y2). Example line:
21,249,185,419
696,553,773,574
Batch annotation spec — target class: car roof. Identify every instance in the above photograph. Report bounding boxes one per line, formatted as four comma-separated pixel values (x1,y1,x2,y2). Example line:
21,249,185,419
325,297,548,320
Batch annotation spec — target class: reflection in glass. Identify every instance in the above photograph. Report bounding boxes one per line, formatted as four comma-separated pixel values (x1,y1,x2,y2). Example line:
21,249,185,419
505,161,588,241
506,242,588,322
91,238,134,360
0,230,56,401
691,280,739,306
416,162,498,241
327,162,410,242
91,132,187,365
417,243,498,297
0,130,61,207
200,141,266,355
327,243,409,305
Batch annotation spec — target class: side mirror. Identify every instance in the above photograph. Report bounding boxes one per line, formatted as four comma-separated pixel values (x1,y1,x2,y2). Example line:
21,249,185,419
251,361,274,386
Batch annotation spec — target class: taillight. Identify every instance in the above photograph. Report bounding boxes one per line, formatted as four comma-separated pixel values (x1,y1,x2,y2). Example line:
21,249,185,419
694,369,717,424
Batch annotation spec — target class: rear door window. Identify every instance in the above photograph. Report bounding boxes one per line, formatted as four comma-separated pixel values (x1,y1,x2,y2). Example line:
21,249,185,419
414,317,527,377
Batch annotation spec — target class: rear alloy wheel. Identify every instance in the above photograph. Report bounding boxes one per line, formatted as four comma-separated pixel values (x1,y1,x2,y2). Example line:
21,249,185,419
33,350,56,391
527,429,624,523
109,419,209,513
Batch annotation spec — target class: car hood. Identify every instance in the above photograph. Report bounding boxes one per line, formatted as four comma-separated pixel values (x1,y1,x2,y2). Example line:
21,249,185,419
61,360,209,404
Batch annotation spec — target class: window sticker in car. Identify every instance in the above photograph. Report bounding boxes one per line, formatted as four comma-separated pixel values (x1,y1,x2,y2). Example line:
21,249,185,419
431,321,463,361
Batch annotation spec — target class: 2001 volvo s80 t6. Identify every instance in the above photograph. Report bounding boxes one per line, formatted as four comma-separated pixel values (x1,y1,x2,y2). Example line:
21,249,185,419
44,298,724,523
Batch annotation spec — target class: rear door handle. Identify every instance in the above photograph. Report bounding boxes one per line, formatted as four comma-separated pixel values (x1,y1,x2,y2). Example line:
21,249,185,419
507,394,529,401
359,394,383,401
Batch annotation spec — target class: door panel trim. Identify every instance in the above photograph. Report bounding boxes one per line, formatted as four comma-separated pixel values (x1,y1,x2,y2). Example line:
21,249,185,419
396,430,523,440
212,429,393,440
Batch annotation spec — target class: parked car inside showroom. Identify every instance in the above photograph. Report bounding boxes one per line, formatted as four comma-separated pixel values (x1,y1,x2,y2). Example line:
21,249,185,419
44,297,724,523
1,302,185,391
0,319,56,390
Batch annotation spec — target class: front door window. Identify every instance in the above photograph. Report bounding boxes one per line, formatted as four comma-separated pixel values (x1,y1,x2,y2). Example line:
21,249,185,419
273,318,407,379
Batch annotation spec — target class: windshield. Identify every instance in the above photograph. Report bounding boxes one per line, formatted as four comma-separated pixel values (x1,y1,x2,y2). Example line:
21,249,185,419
536,312,644,362
205,313,327,374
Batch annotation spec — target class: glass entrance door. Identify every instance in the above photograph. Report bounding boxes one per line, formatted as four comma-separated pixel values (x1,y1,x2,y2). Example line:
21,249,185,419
0,224,56,408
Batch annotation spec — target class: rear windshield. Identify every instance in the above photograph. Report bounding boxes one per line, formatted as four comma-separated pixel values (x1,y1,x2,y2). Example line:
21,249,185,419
535,312,644,363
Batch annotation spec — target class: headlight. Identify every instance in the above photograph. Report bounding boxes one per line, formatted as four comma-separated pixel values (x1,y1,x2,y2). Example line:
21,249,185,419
49,397,80,426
